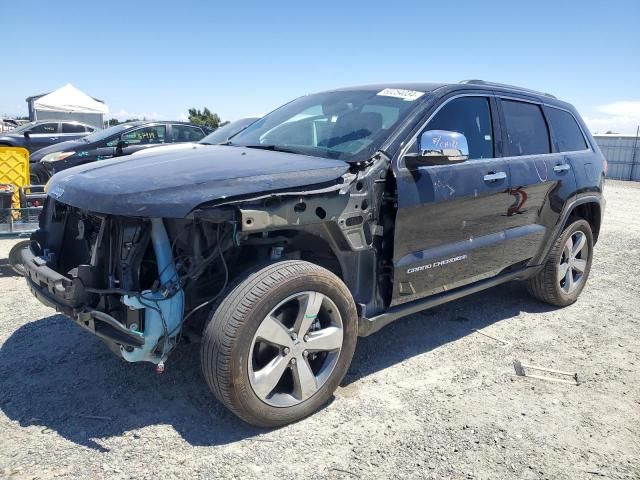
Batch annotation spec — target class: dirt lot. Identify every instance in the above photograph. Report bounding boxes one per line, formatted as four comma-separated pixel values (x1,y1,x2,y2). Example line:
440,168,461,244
0,180,638,480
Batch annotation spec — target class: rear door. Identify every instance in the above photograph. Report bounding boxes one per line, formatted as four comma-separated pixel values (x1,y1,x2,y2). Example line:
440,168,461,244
169,124,206,143
60,122,89,142
392,94,513,305
497,98,578,267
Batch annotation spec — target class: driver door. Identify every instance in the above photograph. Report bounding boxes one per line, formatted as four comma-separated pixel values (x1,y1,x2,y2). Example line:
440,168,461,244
118,125,167,156
392,95,513,305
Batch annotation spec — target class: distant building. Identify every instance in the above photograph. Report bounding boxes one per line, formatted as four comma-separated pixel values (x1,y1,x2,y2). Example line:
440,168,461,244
26,83,109,129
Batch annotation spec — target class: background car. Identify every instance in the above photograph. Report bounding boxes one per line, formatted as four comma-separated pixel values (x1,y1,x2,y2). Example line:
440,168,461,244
128,117,262,159
200,117,260,145
29,121,210,184
0,120,96,153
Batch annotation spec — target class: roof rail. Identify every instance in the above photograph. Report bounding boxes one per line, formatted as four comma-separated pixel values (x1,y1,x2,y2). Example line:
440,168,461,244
459,79,557,99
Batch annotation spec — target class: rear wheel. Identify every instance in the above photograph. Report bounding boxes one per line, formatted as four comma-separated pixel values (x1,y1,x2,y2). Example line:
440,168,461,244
201,260,358,427
527,218,594,306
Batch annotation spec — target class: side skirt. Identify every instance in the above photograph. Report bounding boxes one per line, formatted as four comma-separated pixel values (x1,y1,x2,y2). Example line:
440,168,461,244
357,266,540,337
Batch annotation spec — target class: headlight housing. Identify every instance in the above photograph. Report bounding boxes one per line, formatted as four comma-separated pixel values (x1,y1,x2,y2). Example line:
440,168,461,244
41,151,75,162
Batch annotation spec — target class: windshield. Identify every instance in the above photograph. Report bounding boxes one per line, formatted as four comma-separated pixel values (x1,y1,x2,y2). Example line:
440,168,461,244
82,124,133,143
200,117,259,144
229,89,425,161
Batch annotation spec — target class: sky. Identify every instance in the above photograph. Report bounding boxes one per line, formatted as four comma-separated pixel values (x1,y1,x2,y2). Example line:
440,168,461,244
1,0,639,134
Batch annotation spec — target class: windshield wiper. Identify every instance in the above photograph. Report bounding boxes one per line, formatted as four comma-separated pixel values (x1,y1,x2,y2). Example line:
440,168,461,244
243,144,299,154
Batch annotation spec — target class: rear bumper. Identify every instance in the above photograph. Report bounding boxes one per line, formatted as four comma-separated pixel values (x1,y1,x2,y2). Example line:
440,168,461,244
21,244,145,348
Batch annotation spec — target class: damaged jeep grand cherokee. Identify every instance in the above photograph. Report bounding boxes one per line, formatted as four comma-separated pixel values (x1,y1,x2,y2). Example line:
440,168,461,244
21,81,606,427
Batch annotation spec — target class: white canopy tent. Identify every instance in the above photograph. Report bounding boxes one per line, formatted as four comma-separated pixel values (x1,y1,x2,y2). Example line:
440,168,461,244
30,84,109,128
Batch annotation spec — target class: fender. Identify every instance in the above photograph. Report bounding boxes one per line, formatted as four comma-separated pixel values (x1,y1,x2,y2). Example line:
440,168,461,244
531,194,604,266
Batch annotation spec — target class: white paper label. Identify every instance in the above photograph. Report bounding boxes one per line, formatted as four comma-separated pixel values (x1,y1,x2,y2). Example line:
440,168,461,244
376,88,425,101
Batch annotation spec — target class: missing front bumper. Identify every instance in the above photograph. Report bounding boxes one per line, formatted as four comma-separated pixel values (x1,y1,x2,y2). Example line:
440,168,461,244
21,244,145,349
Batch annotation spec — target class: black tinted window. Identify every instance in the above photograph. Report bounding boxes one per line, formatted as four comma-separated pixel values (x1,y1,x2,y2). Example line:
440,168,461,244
502,100,550,156
546,108,587,152
426,97,494,160
171,125,204,142
62,123,86,133
30,123,58,134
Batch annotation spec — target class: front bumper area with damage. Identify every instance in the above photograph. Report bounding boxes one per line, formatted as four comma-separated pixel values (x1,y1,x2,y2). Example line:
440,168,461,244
21,244,145,349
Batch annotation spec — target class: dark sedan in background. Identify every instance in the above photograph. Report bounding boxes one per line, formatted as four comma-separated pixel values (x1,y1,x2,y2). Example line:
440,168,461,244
0,120,96,153
30,121,210,184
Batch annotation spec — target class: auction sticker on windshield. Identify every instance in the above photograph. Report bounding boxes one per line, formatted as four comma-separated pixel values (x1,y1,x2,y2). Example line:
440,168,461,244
376,88,425,101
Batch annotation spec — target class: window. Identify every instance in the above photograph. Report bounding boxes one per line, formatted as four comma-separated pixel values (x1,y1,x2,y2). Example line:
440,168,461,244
171,125,205,143
425,96,494,160
502,100,550,156
121,125,166,145
30,123,58,134
545,107,587,152
62,123,86,133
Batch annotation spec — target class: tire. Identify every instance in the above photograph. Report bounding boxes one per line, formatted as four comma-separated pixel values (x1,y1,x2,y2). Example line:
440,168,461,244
8,240,30,276
29,163,51,186
201,260,358,427
527,218,594,307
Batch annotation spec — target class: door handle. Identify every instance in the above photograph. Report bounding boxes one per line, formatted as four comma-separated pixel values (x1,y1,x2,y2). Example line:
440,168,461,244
49,137,58,141
553,164,571,173
483,171,507,182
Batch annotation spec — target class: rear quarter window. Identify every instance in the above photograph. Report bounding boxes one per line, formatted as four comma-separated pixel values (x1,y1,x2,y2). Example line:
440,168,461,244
545,107,588,152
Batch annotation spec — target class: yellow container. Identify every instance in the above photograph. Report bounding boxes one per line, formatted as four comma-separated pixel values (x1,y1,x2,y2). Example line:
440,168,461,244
0,147,30,208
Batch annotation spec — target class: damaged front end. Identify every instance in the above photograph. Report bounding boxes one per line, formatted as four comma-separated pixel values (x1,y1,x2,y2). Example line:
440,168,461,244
22,199,231,365
21,151,393,367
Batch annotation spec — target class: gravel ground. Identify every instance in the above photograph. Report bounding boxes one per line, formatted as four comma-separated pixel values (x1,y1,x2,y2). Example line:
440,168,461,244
0,180,639,480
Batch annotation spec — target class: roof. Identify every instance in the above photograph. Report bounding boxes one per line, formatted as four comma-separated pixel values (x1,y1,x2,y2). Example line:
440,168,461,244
26,84,107,114
26,87,105,104
319,80,569,106
31,84,109,115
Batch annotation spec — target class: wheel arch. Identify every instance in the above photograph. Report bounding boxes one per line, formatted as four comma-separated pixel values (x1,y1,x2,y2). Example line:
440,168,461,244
565,199,602,243
234,224,377,313
532,195,604,266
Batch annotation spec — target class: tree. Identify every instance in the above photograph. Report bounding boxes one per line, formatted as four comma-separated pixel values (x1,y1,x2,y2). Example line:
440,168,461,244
188,107,222,129
108,118,140,126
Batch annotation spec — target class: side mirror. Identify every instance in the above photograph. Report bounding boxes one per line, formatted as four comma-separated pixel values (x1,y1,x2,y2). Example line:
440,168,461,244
116,140,128,153
23,131,31,138
405,130,469,169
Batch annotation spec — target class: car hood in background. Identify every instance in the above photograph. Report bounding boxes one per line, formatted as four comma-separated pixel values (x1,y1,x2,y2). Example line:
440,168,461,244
46,145,349,217
30,139,86,161
129,142,201,157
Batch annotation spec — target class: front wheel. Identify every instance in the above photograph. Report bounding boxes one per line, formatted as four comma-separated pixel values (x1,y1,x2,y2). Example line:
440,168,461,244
201,260,358,427
29,163,51,186
527,218,594,307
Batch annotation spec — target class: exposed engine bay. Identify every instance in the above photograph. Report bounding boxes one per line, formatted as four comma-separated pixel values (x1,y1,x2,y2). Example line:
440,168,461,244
23,155,396,366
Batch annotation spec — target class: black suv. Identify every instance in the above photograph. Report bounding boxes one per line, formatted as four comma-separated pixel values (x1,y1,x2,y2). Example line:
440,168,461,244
0,120,96,152
20,81,605,427
29,121,210,184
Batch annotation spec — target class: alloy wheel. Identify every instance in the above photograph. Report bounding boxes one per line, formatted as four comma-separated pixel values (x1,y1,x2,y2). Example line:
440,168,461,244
558,231,589,294
248,291,344,407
